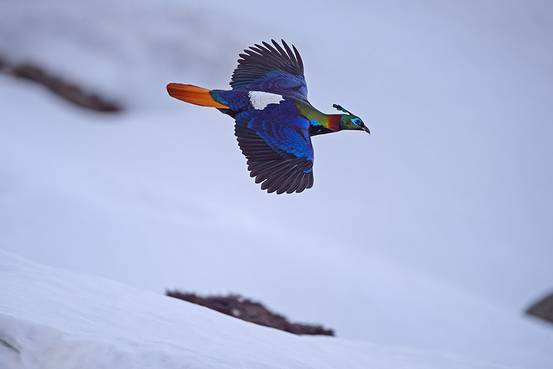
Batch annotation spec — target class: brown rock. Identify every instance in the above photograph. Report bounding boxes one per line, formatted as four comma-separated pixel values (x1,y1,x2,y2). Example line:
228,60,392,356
0,54,122,113
166,290,334,336
527,292,553,326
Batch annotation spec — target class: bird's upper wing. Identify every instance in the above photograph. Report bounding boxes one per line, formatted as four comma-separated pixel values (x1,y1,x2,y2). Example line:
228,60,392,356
230,39,308,101
234,99,314,194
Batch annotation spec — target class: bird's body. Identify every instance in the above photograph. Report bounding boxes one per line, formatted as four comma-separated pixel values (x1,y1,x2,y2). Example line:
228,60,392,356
167,39,369,194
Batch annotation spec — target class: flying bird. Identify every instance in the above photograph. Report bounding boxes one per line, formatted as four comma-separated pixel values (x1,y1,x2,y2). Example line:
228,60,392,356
167,39,369,194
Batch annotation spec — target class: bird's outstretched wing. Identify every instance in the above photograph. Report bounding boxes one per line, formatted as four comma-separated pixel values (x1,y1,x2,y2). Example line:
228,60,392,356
230,39,308,101
234,99,314,194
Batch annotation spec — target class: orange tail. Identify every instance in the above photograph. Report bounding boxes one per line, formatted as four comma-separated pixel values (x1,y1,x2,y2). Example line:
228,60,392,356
166,83,228,108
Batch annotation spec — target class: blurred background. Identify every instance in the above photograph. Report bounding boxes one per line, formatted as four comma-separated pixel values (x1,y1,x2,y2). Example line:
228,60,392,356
1,0,552,367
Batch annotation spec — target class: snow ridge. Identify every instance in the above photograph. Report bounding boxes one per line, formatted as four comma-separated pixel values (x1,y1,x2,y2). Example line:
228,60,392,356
0,250,514,369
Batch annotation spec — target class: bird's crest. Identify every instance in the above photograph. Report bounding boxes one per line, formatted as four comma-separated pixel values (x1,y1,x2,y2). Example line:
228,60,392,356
332,104,354,115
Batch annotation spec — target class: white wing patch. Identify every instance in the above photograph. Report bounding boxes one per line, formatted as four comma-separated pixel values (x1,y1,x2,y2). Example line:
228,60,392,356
248,91,284,110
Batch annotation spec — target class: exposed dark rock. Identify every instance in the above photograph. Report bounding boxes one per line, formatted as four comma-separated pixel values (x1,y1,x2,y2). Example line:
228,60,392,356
527,292,553,326
166,290,334,336
0,54,122,113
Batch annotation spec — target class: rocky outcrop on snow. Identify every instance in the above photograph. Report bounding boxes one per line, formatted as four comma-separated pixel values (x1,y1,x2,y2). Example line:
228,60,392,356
527,292,553,326
167,290,334,336
0,55,122,112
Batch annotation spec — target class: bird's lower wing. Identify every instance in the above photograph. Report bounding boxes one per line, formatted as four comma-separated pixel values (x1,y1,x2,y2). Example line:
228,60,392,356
234,101,314,194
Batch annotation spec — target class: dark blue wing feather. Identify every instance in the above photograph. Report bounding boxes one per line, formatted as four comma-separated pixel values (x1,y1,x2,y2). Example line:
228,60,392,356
230,40,308,101
234,100,314,194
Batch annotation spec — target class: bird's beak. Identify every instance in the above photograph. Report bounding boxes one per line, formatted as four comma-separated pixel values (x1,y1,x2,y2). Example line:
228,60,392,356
363,125,371,134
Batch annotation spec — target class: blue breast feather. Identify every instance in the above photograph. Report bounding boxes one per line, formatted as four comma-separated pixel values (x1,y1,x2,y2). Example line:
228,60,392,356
228,97,314,165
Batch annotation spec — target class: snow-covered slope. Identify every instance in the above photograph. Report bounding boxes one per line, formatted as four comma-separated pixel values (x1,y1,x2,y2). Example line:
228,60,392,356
0,0,243,110
0,250,522,369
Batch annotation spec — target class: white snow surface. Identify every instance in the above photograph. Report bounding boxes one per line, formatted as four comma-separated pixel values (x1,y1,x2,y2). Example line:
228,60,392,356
0,250,525,369
1,0,553,368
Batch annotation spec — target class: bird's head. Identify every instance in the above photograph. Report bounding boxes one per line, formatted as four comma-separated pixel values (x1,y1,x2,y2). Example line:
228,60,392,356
333,104,370,134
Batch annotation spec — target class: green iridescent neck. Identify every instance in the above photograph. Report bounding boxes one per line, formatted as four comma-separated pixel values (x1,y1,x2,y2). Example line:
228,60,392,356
295,101,342,131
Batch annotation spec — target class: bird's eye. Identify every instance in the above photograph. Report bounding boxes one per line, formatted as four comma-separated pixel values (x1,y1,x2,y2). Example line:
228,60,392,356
352,118,360,126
